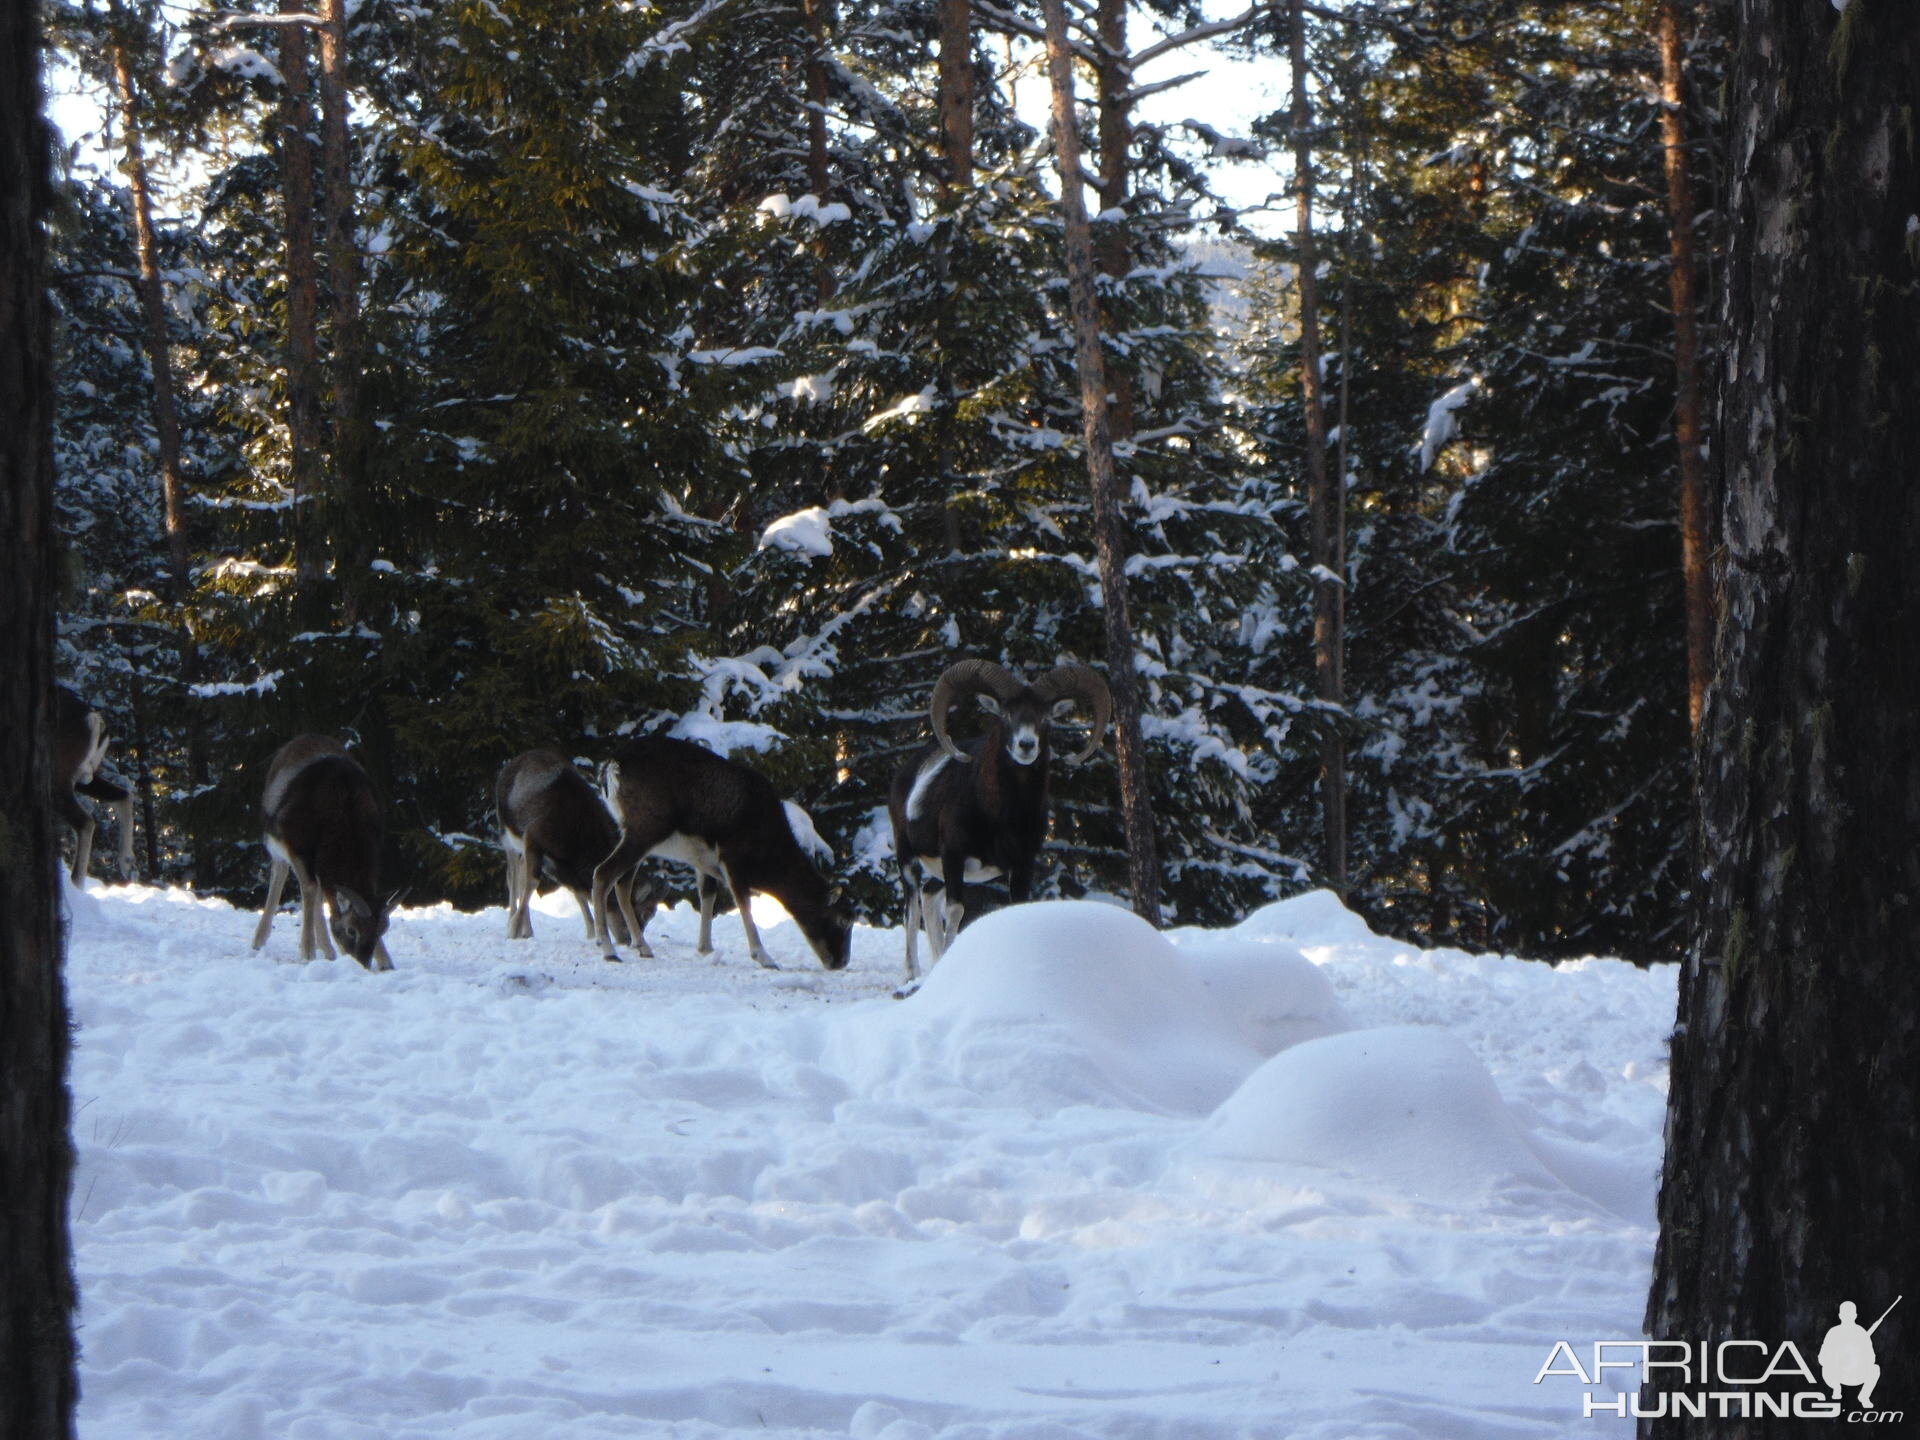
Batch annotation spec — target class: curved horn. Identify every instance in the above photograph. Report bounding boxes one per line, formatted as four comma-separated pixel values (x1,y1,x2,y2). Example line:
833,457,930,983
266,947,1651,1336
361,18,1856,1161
1032,664,1112,764
930,659,1024,761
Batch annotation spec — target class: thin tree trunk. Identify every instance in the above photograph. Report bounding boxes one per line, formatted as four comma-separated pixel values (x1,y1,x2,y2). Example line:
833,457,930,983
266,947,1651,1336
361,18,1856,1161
1093,0,1134,438
109,11,206,879
800,0,832,201
1039,0,1161,927
106,15,189,589
316,0,372,621
934,0,971,549
1290,0,1345,884
128,664,159,879
1645,7,1920,1435
801,0,835,303
0,0,79,1426
278,7,326,614
1658,0,1712,735
935,0,973,194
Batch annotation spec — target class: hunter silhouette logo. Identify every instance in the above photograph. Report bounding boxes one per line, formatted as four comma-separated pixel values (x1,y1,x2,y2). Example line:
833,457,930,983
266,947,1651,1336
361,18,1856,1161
1536,1292,1904,1422
1820,1297,1899,1410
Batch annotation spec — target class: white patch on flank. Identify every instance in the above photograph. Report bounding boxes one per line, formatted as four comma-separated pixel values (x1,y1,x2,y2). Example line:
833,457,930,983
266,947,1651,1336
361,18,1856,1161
505,754,568,817
905,754,952,822
261,755,322,820
650,831,722,877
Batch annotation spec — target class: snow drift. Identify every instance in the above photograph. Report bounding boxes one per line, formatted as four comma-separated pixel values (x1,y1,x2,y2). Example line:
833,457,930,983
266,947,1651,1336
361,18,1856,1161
66,880,1674,1438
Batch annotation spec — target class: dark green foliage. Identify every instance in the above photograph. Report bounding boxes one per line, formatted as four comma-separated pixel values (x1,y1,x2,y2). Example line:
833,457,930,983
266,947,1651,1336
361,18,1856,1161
1236,0,1708,958
43,0,1719,957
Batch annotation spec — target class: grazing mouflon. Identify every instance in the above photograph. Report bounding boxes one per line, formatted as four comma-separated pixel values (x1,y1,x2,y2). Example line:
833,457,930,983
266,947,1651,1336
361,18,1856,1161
497,748,646,946
592,736,850,971
250,735,392,970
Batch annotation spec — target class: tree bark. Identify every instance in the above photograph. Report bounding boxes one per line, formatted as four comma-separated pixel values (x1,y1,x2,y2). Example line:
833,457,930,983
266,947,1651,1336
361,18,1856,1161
106,11,190,589
1289,0,1345,885
0,0,80,1427
935,0,972,194
1093,0,1133,438
278,6,327,614
932,0,970,550
1658,0,1712,735
801,0,835,303
128,665,160,880
1040,0,1161,927
800,0,832,202
316,0,372,620
1644,6,1920,1435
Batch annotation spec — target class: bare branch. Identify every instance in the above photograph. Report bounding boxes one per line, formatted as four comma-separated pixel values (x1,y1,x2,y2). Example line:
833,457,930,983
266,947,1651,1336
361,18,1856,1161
1123,70,1207,105
1129,5,1266,70
214,11,323,30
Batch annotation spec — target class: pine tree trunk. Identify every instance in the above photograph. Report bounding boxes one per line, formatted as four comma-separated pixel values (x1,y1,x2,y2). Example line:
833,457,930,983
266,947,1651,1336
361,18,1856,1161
1093,0,1133,439
1645,7,1920,1435
107,16,189,589
128,665,159,880
933,0,970,550
110,12,205,877
278,8,327,615
935,0,972,194
1289,0,1345,885
1657,0,1712,735
1333,112,1359,592
1040,0,1161,927
0,1,80,1427
316,0,372,621
801,0,835,303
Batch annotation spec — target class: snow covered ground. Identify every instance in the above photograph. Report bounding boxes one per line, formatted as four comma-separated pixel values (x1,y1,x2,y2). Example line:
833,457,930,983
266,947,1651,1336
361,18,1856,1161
66,879,1675,1439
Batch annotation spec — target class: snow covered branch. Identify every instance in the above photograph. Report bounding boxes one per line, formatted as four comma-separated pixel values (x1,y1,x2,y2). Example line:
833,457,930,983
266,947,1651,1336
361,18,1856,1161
1129,5,1268,71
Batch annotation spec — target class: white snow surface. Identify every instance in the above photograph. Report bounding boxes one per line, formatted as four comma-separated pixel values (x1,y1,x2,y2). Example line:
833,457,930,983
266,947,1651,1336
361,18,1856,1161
68,882,1673,1438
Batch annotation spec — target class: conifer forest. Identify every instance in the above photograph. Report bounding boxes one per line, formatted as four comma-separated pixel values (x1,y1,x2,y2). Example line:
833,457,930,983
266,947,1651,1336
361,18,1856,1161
44,0,1724,961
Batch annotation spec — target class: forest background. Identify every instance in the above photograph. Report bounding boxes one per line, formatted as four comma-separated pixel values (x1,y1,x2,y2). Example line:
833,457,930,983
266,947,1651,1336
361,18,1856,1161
43,0,1722,962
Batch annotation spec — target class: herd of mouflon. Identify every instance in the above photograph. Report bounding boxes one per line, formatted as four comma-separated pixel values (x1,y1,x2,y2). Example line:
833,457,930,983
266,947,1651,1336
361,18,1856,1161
54,661,1113,989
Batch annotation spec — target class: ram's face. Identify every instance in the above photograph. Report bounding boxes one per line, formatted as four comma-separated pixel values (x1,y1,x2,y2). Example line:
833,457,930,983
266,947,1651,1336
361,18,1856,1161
998,694,1049,767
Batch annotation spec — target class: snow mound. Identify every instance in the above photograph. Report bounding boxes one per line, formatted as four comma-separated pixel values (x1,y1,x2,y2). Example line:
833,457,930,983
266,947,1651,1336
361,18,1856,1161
1169,933,1352,1057
826,900,1261,1114
1229,888,1385,949
1188,1024,1557,1200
